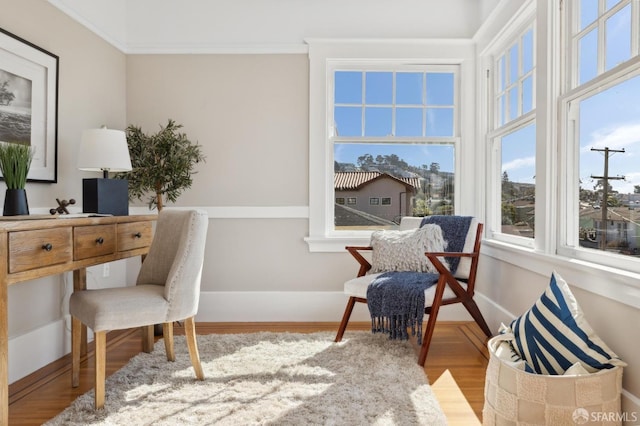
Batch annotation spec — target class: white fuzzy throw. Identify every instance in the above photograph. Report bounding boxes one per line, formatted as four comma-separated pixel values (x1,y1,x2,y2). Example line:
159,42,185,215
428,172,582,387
370,224,448,273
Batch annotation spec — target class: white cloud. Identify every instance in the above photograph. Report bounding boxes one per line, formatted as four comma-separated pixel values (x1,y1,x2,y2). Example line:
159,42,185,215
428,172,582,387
581,123,640,153
502,156,535,172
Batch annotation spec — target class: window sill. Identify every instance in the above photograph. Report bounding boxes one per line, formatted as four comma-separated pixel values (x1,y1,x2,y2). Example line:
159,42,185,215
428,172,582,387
481,239,640,310
305,235,371,252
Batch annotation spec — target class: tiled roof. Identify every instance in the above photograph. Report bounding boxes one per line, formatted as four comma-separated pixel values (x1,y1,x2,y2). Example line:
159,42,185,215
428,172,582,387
334,171,421,191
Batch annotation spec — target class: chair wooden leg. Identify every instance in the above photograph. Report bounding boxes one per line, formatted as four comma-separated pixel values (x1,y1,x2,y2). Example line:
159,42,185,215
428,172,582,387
94,331,106,409
163,322,175,361
462,298,493,337
418,276,447,367
71,316,81,388
335,297,357,342
141,325,155,353
184,317,204,380
418,309,439,367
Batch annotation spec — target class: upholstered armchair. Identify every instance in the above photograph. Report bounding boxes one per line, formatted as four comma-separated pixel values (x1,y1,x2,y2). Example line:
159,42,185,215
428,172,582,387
335,215,492,366
69,209,209,409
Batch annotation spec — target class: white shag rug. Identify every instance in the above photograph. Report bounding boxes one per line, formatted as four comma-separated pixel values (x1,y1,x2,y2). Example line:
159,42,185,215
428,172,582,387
46,331,447,425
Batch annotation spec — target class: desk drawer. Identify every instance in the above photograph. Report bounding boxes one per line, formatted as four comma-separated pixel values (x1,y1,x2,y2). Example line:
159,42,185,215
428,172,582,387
74,224,116,260
117,221,153,252
9,228,73,273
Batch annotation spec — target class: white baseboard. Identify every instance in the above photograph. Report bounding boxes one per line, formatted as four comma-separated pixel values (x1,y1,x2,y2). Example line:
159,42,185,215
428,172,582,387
474,291,517,331
196,290,474,322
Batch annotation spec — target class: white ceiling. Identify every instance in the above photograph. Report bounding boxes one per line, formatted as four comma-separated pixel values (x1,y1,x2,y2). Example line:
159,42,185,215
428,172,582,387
48,0,496,54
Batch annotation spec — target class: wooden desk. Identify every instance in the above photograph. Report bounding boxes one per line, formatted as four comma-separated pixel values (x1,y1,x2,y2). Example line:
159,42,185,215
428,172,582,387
0,214,156,426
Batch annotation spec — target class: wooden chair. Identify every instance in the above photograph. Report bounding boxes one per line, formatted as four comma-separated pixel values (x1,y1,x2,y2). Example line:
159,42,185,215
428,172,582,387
69,209,208,409
334,216,492,366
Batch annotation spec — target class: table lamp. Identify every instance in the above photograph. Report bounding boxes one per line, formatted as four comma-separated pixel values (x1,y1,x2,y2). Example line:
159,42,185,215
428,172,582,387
77,127,132,216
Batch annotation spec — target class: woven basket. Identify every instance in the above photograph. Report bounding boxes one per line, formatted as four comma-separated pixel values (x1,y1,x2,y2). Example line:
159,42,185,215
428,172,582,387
483,335,623,426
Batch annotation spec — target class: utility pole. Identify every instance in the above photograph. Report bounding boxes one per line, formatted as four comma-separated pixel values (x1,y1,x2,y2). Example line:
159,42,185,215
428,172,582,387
591,147,625,250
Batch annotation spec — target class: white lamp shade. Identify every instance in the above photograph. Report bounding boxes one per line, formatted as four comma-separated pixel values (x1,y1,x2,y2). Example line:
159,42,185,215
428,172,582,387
78,128,132,173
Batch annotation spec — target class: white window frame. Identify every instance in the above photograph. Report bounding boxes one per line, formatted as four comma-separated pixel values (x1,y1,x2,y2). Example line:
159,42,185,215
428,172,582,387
481,4,537,249
305,39,477,252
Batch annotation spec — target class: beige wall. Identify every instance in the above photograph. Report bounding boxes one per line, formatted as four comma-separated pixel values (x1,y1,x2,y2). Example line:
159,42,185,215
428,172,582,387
125,54,308,208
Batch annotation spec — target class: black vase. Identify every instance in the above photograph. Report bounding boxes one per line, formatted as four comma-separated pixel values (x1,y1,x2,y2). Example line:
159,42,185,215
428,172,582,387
3,188,29,216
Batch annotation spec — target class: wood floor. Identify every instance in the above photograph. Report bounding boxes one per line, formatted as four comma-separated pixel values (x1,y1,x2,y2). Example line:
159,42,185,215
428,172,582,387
8,321,489,425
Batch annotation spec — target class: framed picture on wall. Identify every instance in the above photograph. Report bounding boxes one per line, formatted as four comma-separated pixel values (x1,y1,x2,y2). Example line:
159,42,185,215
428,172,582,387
0,27,58,183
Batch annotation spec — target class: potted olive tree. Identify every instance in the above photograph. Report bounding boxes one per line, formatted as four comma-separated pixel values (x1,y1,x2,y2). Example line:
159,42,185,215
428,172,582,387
117,119,205,211
0,142,34,216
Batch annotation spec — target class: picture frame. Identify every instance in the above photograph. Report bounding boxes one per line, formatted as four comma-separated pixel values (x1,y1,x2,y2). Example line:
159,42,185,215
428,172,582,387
0,27,58,183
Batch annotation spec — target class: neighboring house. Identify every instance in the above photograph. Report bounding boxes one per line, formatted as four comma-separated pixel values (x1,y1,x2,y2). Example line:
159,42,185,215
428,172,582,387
334,171,420,225
579,206,640,254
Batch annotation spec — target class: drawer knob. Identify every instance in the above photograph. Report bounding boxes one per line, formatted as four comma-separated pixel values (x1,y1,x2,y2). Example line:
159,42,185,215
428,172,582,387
42,243,53,251
96,237,104,245
134,232,142,238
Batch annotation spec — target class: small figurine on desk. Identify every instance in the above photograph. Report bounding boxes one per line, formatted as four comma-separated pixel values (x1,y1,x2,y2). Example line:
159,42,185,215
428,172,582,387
50,198,76,215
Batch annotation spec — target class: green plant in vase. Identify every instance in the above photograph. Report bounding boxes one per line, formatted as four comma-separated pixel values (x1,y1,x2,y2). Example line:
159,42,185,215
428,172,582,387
0,142,34,216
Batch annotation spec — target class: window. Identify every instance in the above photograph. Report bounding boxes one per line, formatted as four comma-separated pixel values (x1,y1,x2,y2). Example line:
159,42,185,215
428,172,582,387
336,198,345,205
347,197,357,205
332,66,458,230
487,21,537,244
560,0,640,266
306,40,472,252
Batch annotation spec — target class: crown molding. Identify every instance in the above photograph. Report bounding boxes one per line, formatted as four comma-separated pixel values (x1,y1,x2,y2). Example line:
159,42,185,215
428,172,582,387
123,42,309,55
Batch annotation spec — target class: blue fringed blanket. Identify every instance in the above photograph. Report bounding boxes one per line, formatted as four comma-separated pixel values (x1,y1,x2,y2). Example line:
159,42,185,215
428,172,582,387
367,216,473,343
367,271,439,344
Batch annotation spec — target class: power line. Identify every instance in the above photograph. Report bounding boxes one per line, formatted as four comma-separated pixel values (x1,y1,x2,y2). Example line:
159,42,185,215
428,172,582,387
590,147,625,250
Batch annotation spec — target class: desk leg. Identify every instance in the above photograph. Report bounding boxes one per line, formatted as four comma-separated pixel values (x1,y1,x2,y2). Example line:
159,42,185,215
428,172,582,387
71,316,81,387
1,281,8,426
72,269,88,356
1,227,8,426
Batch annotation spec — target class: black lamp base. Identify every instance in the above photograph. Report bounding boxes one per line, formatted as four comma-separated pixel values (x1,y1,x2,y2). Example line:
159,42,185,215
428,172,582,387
82,178,129,216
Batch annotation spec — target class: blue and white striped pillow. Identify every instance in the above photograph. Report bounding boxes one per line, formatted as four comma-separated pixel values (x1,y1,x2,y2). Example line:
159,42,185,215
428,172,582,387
509,271,626,375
